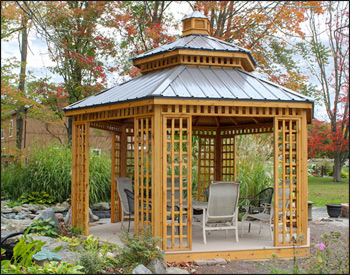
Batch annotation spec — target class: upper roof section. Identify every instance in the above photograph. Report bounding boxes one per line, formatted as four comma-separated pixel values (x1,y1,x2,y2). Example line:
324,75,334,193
131,12,256,73
64,65,314,112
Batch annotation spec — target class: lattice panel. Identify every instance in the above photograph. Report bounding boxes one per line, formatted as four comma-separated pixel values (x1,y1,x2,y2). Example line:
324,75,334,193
163,116,192,251
126,126,135,181
134,117,153,231
221,131,236,181
71,122,89,235
274,118,300,246
195,130,216,201
111,131,121,223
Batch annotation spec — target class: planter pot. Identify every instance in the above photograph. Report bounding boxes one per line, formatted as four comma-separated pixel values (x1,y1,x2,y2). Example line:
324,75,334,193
326,204,342,218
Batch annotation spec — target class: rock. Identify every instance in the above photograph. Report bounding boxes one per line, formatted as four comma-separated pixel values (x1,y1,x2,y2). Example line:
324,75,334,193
34,208,59,227
148,258,166,274
51,206,68,213
65,207,72,226
341,203,349,218
90,202,110,211
28,204,42,213
1,200,10,208
61,201,70,208
165,267,190,274
55,213,65,223
1,217,32,232
1,207,13,214
89,208,99,222
12,206,23,213
56,251,80,265
28,235,71,252
26,213,37,219
132,264,152,274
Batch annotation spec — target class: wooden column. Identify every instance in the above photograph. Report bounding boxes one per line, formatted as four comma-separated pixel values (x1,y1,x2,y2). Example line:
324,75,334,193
111,129,122,223
152,106,163,241
215,129,222,181
71,121,90,235
300,110,308,245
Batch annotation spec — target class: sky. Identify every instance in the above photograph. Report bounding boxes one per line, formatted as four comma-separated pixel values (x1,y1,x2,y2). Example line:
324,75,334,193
1,1,330,121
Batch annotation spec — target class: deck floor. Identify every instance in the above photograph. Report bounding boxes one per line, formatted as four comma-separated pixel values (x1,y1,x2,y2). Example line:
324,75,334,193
88,219,308,253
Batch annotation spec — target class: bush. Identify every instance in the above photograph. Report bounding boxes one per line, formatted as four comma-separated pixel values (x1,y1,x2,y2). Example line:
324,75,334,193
18,191,55,205
1,142,111,204
116,228,164,272
27,217,59,238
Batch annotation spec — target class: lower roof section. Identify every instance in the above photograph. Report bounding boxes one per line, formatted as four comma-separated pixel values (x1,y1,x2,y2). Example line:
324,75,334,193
63,65,314,113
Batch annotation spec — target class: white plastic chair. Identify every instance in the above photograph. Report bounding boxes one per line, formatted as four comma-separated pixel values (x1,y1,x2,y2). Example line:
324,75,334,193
201,181,241,244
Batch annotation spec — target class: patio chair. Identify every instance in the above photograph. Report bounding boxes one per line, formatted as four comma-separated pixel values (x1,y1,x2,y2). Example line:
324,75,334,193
241,186,291,240
200,181,241,244
124,189,135,232
115,177,133,228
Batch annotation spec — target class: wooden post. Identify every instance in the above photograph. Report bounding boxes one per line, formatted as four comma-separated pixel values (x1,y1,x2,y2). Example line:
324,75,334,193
215,129,222,181
300,110,308,245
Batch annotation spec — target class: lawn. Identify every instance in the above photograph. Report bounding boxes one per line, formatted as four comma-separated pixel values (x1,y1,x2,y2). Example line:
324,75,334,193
308,176,349,207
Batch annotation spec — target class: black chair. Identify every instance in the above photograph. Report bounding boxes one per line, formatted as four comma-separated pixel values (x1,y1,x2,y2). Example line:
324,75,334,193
124,189,135,232
240,187,274,232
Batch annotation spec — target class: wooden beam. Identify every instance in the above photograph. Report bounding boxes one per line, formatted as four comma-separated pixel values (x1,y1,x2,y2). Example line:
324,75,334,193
228,117,239,126
252,117,260,124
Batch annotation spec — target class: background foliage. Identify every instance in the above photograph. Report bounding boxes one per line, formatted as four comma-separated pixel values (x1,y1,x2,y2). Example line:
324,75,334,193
1,142,111,204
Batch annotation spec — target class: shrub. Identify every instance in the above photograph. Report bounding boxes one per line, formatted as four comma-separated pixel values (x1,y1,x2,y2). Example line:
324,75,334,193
77,250,104,274
18,191,55,205
116,228,164,272
27,217,59,238
1,142,111,204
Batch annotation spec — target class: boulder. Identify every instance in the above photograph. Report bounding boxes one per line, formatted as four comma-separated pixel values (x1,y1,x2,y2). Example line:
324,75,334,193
148,258,166,274
12,206,23,213
132,264,152,274
90,202,110,211
55,213,65,223
28,235,71,252
1,207,13,214
27,204,42,213
1,217,32,232
51,206,68,213
34,208,59,227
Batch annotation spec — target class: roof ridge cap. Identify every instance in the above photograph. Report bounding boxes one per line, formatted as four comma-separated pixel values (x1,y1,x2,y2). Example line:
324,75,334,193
151,65,187,96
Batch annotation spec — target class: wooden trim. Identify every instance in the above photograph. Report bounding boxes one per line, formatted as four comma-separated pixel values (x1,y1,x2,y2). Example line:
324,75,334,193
165,246,310,262
111,133,117,223
300,110,308,245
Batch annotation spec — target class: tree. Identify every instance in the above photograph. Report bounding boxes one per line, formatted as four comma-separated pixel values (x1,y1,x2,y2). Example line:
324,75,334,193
192,1,325,92
297,1,349,182
15,1,119,142
104,1,178,79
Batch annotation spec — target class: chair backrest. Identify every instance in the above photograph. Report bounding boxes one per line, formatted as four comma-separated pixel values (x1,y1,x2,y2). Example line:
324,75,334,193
115,177,133,214
250,187,274,208
207,181,241,223
124,189,134,215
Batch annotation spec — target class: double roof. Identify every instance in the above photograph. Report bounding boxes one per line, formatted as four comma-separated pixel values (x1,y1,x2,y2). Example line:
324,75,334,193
64,65,313,111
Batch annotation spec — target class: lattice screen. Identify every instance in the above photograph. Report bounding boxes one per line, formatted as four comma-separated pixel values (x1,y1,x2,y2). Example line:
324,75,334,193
193,129,216,201
274,118,300,246
163,116,192,251
221,130,236,181
71,122,89,235
126,126,135,181
134,117,152,231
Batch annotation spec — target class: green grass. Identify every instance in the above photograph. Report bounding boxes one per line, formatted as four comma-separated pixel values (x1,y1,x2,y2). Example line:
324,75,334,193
308,176,349,207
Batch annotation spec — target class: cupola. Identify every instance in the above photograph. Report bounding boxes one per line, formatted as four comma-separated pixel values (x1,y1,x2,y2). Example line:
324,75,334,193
131,11,257,74
182,11,210,36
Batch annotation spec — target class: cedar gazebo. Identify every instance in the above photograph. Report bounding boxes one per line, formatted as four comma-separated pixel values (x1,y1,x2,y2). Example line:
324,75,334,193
64,11,313,261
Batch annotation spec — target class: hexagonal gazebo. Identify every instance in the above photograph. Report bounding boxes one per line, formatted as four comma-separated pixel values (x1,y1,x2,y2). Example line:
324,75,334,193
64,11,313,261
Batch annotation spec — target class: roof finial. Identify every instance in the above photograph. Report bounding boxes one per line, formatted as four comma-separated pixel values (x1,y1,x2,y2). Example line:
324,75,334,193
182,10,210,36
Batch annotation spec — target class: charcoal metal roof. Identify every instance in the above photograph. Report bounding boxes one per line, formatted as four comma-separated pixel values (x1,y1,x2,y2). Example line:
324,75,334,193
64,65,314,112
131,34,257,67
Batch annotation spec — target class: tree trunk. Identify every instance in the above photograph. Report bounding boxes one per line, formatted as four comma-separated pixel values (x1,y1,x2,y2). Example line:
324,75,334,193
333,151,343,182
16,16,28,150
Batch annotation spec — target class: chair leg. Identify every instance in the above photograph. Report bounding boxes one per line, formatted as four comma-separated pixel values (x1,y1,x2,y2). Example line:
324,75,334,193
203,210,207,244
128,213,131,232
235,212,239,242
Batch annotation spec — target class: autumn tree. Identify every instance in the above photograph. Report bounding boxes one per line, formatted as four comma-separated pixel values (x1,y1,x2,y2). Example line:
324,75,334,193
191,1,325,92
104,1,178,79
297,1,349,182
16,1,119,142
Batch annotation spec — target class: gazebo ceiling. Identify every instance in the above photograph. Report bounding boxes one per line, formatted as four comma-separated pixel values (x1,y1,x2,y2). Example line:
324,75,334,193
64,65,314,112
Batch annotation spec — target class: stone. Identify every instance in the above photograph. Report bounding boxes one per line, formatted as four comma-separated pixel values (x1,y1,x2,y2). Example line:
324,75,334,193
51,206,68,213
28,235,71,252
26,213,37,219
27,204,41,213
90,202,110,211
34,208,59,227
213,258,227,264
1,200,10,208
61,201,70,208
341,203,349,218
65,207,72,226
132,264,152,274
148,258,166,274
55,213,65,222
12,206,23,213
1,207,13,214
89,208,99,222
1,217,32,232
56,251,81,264
165,267,190,274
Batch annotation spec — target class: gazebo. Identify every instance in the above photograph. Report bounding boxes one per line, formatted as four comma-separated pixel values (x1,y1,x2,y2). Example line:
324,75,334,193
64,11,313,261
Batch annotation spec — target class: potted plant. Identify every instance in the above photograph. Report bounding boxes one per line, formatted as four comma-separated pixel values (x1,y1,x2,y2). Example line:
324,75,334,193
325,204,343,218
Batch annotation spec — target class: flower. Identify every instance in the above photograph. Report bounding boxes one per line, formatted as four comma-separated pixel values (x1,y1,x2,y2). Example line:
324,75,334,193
315,243,326,250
